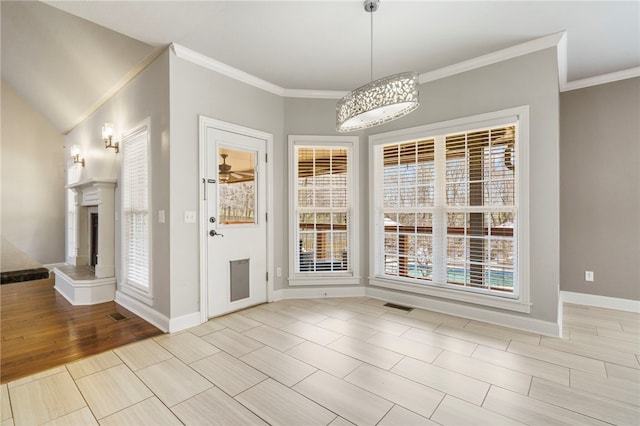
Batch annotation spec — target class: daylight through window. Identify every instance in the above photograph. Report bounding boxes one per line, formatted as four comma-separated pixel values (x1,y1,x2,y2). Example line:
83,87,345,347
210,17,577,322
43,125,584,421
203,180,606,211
289,136,358,284
375,122,518,298
122,128,150,291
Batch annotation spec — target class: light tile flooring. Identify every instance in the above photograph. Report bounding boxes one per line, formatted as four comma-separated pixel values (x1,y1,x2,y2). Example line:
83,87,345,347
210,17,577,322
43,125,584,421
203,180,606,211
1,298,639,425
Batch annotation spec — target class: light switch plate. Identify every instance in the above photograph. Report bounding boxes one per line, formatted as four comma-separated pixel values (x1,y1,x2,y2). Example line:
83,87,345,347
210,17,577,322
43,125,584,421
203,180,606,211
158,210,166,223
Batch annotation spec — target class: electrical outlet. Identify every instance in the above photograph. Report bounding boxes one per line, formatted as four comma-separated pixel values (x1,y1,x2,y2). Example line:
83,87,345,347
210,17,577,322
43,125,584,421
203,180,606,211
276,267,282,277
585,270,594,282
158,210,166,223
184,211,196,223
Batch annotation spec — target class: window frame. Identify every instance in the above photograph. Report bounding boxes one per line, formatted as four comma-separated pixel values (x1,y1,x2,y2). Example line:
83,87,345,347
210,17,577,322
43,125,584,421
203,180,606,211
65,189,77,263
120,122,153,304
288,135,360,286
65,155,81,263
368,107,530,313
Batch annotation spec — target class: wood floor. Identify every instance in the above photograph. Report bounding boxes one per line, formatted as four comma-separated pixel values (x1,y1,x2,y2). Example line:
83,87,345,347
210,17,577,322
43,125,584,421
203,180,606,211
1,297,638,425
0,276,163,383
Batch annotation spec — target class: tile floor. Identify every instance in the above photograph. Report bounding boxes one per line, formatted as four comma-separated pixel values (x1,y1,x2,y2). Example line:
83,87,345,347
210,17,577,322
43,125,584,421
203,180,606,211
1,297,638,425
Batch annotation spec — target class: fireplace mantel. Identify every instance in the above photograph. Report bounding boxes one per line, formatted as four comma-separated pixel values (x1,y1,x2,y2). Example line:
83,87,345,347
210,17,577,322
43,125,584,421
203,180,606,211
55,178,117,305
67,178,117,209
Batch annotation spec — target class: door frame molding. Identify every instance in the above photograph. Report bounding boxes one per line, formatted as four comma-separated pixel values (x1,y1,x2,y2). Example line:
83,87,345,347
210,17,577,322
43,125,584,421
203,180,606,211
198,116,274,322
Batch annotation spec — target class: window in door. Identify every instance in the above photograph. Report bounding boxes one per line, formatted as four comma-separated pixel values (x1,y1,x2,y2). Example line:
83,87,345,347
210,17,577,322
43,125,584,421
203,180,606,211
217,148,256,225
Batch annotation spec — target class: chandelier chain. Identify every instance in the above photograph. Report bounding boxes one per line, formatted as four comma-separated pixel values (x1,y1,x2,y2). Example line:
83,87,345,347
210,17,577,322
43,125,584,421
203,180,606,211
370,7,374,82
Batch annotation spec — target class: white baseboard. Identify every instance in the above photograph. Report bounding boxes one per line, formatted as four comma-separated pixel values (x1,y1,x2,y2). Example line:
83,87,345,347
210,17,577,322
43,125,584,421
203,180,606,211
366,286,560,337
279,286,366,300
169,311,202,333
560,291,640,313
270,289,285,302
269,284,559,336
115,290,169,333
557,293,564,339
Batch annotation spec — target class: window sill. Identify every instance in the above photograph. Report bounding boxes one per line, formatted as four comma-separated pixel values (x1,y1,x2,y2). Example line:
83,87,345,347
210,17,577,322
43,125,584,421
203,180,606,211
120,283,153,306
289,276,361,286
368,277,530,313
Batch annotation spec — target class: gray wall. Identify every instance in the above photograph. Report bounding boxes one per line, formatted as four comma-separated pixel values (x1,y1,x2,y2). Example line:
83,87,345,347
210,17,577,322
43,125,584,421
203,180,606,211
285,48,561,323
560,78,640,300
1,80,65,265
169,53,284,317
284,98,369,288
65,50,171,316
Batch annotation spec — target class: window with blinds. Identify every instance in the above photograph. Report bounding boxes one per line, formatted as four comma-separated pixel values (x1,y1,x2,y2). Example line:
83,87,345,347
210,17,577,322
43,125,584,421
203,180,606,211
122,128,150,291
374,121,519,298
66,161,79,263
445,127,516,292
66,189,76,261
289,136,358,284
383,140,436,279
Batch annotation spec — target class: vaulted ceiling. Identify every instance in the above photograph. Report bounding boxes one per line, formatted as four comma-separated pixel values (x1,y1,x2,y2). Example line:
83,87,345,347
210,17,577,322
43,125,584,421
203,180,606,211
2,1,638,134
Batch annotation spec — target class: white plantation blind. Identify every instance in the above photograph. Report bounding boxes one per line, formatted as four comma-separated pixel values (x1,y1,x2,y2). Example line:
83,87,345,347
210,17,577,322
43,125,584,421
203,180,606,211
122,129,149,289
67,161,80,185
382,139,436,279
66,189,76,259
445,126,516,292
375,122,518,297
294,144,352,274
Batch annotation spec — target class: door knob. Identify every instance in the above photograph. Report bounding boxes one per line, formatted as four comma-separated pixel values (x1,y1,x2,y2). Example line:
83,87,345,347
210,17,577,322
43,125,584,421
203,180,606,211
209,230,224,237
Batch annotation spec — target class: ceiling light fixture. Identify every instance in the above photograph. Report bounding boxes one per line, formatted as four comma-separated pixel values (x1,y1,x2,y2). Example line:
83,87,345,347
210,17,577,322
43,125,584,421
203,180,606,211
219,153,231,183
337,0,420,132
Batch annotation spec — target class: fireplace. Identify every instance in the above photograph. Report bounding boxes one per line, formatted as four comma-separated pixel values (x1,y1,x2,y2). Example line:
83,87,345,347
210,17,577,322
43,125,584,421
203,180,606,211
54,178,117,305
89,208,99,271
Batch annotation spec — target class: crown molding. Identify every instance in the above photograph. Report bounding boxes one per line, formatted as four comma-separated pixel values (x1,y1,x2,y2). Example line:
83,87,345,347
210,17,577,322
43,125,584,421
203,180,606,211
561,67,640,92
171,34,637,101
283,88,347,99
557,32,568,90
418,31,567,85
170,43,285,97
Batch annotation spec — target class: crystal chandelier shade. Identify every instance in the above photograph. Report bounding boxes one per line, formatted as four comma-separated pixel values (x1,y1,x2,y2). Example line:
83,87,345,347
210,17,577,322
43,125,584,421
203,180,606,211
336,72,420,132
336,0,420,132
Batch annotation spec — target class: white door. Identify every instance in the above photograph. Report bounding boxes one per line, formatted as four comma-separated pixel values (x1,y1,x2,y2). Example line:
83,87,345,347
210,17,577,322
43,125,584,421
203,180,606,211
205,127,267,317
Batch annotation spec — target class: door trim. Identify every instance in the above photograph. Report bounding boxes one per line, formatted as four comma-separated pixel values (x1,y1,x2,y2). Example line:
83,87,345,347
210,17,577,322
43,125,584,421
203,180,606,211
198,116,274,322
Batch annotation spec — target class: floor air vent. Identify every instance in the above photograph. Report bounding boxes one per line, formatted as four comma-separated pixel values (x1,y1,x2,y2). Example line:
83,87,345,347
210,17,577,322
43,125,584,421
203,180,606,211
383,302,413,312
107,312,127,322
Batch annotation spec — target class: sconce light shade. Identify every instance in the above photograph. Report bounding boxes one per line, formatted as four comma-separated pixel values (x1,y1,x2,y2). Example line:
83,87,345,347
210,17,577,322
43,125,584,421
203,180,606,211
70,145,85,167
102,123,113,140
103,123,119,153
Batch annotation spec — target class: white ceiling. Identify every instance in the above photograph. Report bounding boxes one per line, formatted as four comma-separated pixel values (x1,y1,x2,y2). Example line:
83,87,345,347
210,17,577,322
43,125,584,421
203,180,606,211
1,1,158,133
2,1,639,133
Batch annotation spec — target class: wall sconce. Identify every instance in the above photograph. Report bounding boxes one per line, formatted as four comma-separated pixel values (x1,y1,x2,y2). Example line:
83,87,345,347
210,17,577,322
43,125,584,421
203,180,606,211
70,145,85,167
102,123,119,153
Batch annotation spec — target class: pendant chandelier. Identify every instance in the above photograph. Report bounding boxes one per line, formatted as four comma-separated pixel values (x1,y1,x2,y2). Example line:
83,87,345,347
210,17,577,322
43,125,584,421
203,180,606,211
336,0,420,132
